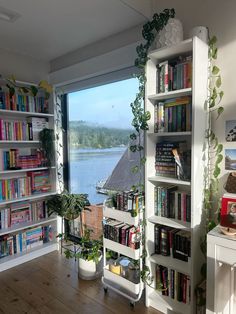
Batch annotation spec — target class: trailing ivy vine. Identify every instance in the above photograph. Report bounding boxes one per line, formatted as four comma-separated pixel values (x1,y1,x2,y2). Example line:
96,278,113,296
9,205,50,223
129,8,175,287
196,36,224,306
203,35,224,234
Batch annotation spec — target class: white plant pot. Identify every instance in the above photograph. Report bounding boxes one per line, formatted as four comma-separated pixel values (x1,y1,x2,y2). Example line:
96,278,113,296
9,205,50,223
155,18,183,49
78,255,103,280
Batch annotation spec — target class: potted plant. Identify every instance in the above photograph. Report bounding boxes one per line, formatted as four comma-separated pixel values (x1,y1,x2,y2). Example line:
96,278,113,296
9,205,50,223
65,225,103,280
46,190,90,237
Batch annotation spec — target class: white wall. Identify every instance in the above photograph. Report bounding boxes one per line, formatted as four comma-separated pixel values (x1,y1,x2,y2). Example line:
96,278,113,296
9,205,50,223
0,48,49,83
50,0,236,192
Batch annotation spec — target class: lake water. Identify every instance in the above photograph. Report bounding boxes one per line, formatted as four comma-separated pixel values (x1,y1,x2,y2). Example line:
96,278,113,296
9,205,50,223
69,147,126,204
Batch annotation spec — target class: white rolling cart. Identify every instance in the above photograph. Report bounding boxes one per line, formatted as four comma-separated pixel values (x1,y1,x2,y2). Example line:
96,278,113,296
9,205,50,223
102,201,144,307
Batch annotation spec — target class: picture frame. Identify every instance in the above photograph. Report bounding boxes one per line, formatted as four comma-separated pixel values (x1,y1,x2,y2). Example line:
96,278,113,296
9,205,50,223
220,196,236,228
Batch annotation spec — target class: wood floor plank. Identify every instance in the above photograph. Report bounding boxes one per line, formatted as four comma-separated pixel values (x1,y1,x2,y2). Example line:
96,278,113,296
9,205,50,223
0,284,38,314
0,251,162,314
36,299,76,314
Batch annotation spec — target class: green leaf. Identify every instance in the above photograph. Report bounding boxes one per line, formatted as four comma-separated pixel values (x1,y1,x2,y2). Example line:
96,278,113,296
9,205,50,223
216,144,223,154
131,165,139,174
216,106,224,119
212,66,220,75
130,133,137,140
212,47,218,59
209,36,217,46
208,220,217,232
213,165,221,178
209,99,215,108
216,154,223,165
219,91,224,101
130,145,137,152
216,76,222,88
30,85,38,97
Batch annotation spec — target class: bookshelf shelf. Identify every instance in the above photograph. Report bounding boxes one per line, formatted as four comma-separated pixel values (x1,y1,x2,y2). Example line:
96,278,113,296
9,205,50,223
0,166,55,175
0,241,58,272
103,266,140,296
147,131,191,137
103,238,141,260
145,37,208,313
0,216,57,236
0,109,54,118
148,88,192,101
149,254,191,275
0,191,57,206
0,84,58,271
103,205,140,226
148,291,191,314
148,38,193,61
148,176,191,186
0,140,40,144
148,215,191,230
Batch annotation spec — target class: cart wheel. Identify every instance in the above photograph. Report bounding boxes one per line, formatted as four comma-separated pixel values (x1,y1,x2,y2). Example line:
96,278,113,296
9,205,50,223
130,301,135,308
103,287,108,293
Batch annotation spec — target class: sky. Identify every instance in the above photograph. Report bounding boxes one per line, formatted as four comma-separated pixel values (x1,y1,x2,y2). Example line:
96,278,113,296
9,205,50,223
68,77,139,129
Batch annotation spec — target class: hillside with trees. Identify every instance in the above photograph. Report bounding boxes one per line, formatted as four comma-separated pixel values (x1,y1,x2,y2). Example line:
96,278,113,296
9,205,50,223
69,121,131,148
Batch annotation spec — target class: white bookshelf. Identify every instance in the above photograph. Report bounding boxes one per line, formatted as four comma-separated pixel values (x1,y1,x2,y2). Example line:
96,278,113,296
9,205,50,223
0,85,58,271
145,37,208,313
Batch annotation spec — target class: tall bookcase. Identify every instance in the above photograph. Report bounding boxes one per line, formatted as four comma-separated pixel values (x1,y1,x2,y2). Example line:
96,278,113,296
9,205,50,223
145,37,208,313
0,82,58,271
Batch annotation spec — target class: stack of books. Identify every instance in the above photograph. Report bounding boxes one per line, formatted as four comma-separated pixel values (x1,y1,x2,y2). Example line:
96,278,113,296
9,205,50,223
27,170,51,194
0,176,32,201
116,190,144,212
155,142,177,177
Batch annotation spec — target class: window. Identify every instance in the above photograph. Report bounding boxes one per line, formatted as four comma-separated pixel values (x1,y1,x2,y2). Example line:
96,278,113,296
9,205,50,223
66,77,138,239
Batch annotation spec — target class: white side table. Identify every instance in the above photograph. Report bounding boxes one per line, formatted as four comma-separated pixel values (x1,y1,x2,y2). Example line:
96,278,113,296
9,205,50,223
207,226,236,314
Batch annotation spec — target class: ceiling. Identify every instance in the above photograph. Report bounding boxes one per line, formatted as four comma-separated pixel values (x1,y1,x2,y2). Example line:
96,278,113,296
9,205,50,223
0,0,149,62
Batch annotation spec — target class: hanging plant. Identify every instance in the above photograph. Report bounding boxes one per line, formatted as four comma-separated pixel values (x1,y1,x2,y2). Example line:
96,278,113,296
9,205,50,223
203,35,224,234
196,36,224,308
129,8,176,288
39,128,55,167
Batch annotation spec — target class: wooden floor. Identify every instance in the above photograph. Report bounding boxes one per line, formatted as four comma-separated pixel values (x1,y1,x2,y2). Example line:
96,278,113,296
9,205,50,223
0,251,162,314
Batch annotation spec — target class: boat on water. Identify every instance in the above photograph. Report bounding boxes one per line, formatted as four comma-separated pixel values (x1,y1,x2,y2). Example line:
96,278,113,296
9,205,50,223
96,179,108,194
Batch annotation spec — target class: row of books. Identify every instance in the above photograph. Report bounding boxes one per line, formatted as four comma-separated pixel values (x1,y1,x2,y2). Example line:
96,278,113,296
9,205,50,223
154,224,191,262
0,117,48,141
154,97,192,133
157,56,192,93
116,190,144,212
156,264,191,304
0,170,51,201
154,185,191,222
103,219,140,249
0,148,47,171
0,176,31,201
155,141,190,180
155,142,177,177
0,90,49,113
0,200,48,230
0,225,53,258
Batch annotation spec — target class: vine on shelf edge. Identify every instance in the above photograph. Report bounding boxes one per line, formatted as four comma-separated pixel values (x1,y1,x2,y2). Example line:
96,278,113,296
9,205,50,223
129,8,175,288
